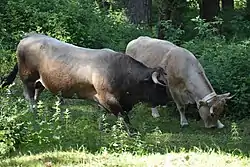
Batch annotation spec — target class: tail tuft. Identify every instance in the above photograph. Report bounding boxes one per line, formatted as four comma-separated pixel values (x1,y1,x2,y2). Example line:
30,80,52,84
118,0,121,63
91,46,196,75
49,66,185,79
0,63,18,88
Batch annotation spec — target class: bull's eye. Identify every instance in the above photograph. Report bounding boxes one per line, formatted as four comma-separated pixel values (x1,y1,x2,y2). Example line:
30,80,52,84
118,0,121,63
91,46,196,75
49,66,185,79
211,113,215,117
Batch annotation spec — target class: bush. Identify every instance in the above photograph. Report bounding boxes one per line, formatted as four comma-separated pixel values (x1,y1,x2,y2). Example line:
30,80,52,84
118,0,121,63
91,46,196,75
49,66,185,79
0,0,151,52
0,87,29,156
182,35,250,119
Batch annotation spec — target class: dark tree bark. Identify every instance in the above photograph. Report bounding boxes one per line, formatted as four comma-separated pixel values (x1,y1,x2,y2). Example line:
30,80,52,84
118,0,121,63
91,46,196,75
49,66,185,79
157,0,171,39
157,0,186,39
96,0,111,10
221,0,234,23
124,0,152,25
200,0,220,21
246,0,250,20
222,0,234,11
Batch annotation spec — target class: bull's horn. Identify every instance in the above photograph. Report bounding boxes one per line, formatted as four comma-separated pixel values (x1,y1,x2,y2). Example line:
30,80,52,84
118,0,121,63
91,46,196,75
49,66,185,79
152,72,166,86
218,92,236,100
210,106,214,114
225,93,236,100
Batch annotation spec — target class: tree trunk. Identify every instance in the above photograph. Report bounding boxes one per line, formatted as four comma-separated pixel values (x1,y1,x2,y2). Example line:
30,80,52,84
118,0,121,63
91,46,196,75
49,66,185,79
125,0,152,25
157,0,171,39
200,0,220,21
157,0,186,39
221,0,234,23
222,0,234,11
246,0,250,20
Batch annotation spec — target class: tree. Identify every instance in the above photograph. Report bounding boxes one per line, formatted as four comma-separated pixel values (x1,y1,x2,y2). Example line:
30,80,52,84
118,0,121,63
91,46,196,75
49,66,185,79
221,0,234,24
222,0,234,11
123,0,152,25
246,0,250,20
156,0,186,39
199,0,220,21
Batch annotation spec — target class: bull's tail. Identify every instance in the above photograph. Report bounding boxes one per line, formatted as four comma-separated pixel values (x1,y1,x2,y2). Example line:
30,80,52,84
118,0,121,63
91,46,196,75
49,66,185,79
0,63,18,88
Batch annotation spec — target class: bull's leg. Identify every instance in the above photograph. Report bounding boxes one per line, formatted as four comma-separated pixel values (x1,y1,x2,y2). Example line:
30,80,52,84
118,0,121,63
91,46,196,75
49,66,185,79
151,107,160,118
177,105,188,127
23,81,36,113
23,80,41,129
170,89,188,127
95,93,132,134
34,87,44,102
58,97,65,104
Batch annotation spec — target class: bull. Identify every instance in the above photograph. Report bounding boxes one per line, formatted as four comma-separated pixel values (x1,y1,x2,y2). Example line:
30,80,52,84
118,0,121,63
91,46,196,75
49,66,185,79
4,34,170,127
126,36,233,128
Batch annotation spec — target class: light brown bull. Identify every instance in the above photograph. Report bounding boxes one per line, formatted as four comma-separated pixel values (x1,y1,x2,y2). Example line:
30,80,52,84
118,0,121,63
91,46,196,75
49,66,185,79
126,36,233,128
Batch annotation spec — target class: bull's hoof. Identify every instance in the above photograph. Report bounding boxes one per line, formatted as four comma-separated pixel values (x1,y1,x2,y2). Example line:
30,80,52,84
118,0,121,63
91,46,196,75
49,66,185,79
180,123,189,128
127,127,138,137
217,124,225,129
152,112,160,118
59,100,65,105
217,120,225,129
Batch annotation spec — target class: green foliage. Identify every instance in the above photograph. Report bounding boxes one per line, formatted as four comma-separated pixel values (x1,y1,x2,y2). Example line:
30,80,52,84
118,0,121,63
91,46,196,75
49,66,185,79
182,21,250,119
156,20,185,44
191,16,223,39
0,87,28,156
0,0,151,51
0,49,16,76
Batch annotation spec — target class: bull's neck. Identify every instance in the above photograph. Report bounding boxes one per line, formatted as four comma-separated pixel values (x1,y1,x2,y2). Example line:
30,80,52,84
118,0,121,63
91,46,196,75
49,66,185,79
193,87,215,103
191,72,215,104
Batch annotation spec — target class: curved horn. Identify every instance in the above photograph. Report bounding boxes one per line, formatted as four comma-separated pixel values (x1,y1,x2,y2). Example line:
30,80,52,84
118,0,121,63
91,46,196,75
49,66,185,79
152,72,166,86
225,93,236,100
210,106,214,114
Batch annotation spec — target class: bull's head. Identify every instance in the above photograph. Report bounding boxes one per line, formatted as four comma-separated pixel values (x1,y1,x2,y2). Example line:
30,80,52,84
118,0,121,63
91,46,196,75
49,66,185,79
151,67,167,86
198,92,234,128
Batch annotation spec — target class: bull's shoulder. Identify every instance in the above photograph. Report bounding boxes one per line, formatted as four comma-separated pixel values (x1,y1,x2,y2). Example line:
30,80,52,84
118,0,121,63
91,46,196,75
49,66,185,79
101,48,116,53
132,36,176,47
169,47,197,60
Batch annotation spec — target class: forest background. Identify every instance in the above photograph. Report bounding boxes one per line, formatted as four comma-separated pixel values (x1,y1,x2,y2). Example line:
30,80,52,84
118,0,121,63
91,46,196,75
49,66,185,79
0,0,250,166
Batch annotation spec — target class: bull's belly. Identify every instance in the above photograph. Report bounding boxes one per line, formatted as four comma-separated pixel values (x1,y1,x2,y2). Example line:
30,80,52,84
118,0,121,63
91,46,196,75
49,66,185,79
52,85,97,100
37,73,96,100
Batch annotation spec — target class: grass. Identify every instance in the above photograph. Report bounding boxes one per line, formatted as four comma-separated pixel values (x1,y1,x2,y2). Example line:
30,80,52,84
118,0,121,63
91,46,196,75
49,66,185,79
1,81,250,166
1,150,250,167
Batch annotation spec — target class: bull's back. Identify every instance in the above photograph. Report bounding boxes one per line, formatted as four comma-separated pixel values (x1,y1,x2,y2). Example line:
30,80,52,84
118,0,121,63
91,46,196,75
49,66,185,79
16,34,97,94
126,37,200,87
126,36,176,68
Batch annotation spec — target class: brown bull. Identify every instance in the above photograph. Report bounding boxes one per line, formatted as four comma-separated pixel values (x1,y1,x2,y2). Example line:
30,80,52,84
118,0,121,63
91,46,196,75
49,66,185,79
4,34,169,126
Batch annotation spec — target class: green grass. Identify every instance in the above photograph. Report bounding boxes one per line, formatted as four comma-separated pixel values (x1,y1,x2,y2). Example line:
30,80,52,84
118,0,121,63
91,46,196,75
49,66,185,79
1,150,250,167
1,82,250,166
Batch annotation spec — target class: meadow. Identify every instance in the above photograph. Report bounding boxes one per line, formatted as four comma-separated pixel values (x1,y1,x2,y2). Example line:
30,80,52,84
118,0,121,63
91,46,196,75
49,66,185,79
1,0,250,166
0,79,249,166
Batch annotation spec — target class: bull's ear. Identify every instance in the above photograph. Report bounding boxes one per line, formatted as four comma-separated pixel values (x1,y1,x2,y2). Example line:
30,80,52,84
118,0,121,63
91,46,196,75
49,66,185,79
155,67,166,75
142,76,151,82
198,100,207,107
225,95,234,100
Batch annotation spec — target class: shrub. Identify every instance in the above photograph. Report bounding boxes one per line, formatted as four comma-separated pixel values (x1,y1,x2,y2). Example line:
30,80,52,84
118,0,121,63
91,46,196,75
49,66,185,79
0,0,151,52
0,87,28,157
182,36,250,119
